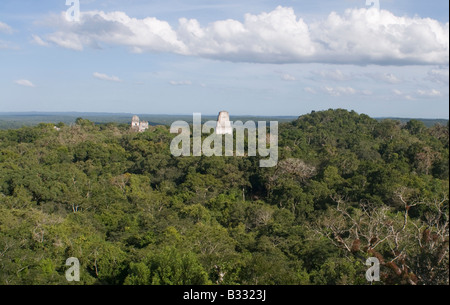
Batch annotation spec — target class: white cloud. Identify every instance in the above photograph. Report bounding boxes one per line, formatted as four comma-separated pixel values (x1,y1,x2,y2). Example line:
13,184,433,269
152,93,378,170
93,72,122,82
281,73,296,81
0,22,18,50
169,80,192,86
322,86,357,96
392,89,414,100
44,11,185,53
14,79,36,87
393,88,443,100
366,72,401,84
311,69,351,81
393,89,403,96
31,34,50,47
310,8,448,65
305,86,372,96
417,89,442,97
47,32,85,51
38,7,449,65
0,21,12,34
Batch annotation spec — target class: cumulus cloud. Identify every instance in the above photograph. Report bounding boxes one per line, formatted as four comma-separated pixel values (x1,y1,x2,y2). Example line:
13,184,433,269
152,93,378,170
42,11,185,53
309,9,448,65
93,72,122,82
14,79,36,87
36,7,449,65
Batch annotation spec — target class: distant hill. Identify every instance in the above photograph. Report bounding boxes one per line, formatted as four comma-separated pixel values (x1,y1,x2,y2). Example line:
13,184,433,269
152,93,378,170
0,111,447,129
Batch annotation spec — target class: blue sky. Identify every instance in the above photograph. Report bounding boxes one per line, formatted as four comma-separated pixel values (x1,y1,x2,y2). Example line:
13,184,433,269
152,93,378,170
0,0,448,118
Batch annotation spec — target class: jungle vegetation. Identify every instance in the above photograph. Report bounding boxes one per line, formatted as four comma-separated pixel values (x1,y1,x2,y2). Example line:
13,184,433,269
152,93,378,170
0,109,448,285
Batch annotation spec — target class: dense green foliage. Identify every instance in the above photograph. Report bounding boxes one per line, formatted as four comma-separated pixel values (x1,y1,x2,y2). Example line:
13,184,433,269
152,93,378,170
0,109,448,285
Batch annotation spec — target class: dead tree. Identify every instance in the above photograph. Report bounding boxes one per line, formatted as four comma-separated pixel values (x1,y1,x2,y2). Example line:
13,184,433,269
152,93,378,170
311,191,449,285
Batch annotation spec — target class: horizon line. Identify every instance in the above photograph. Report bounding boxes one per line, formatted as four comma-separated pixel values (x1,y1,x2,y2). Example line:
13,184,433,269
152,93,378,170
0,111,448,121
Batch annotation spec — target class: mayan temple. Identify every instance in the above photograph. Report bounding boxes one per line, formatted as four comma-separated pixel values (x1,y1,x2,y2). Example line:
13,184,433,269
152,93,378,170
216,111,233,135
131,115,149,132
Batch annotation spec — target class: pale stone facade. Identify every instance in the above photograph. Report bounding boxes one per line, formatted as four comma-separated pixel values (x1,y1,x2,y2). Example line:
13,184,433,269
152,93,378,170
216,111,233,135
131,115,149,132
